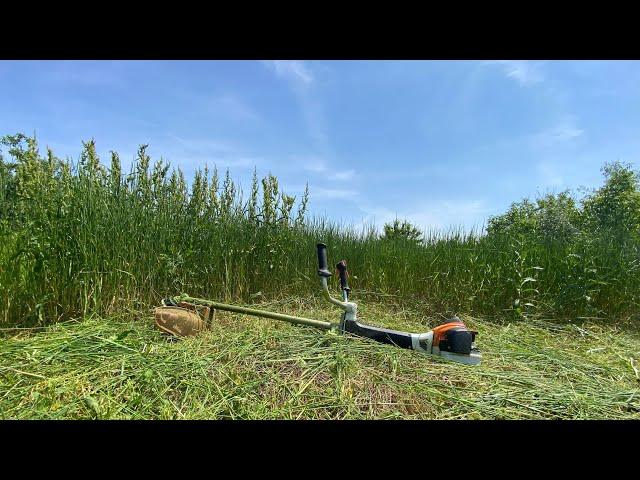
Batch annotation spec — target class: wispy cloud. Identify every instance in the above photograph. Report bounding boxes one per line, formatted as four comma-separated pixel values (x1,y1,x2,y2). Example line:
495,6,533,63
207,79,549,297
547,124,584,141
262,60,329,151
207,94,262,123
460,115,584,156
171,154,262,171
300,158,353,176
356,199,493,233
147,147,262,172
262,60,314,88
46,61,127,88
360,162,483,184
167,134,238,154
294,157,356,183
298,156,328,173
153,134,262,171
172,90,262,126
530,116,584,149
312,187,358,200
483,60,545,86
329,169,356,181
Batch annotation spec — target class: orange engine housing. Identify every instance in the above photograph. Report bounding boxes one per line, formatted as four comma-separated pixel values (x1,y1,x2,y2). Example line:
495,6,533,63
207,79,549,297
432,319,476,348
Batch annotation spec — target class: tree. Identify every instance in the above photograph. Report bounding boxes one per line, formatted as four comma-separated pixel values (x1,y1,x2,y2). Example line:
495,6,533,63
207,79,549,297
382,218,423,244
486,191,580,243
581,161,640,238
486,198,539,238
536,191,580,243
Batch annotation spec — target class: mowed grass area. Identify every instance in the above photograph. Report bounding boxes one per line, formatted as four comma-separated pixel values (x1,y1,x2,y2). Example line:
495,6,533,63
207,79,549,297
2,297,639,419
2,135,640,419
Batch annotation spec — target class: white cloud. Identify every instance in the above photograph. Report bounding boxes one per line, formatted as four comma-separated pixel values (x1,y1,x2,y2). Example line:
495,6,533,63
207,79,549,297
549,124,584,141
263,60,314,87
329,169,356,181
167,134,238,154
356,199,493,233
46,61,127,87
483,60,544,86
298,156,327,173
360,162,484,184
530,117,584,149
312,187,357,200
153,134,262,171
290,158,355,183
210,95,262,123
262,60,329,151
169,88,262,126
179,155,262,170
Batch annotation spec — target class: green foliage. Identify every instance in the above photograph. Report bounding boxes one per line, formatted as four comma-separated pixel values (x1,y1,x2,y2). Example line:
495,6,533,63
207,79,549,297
488,162,640,245
487,198,539,238
582,161,640,238
382,218,424,244
1,133,639,326
484,162,640,318
487,191,581,243
0,134,311,323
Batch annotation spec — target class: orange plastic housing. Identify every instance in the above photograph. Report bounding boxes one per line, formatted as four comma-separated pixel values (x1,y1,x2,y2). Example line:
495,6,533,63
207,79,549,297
432,321,468,347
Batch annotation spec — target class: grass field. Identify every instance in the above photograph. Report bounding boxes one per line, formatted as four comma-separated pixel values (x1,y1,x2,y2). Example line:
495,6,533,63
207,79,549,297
2,297,639,419
2,134,640,419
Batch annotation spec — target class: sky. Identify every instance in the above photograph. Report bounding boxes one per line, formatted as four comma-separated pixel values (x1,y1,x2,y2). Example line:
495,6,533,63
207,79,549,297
1,60,639,233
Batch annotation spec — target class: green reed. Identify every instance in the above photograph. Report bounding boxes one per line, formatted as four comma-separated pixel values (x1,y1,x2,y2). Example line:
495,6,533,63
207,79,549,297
1,134,638,326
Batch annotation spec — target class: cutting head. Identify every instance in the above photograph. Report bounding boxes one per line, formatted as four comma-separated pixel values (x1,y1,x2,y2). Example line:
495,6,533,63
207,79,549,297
154,305,205,337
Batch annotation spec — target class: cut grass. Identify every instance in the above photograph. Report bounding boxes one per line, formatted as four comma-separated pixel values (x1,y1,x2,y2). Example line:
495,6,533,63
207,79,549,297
1,298,639,419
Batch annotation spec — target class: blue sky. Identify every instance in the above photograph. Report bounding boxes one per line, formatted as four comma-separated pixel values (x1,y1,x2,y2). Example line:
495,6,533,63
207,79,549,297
2,60,639,232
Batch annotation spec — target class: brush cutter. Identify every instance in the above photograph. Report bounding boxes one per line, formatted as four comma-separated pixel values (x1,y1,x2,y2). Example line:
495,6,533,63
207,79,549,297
154,243,481,365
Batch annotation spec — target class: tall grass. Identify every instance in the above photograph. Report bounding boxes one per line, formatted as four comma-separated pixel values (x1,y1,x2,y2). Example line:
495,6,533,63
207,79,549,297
1,134,638,325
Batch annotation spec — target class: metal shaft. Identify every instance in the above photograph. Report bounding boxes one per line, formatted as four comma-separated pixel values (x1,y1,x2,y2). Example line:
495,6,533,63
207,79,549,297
320,277,349,310
176,294,333,330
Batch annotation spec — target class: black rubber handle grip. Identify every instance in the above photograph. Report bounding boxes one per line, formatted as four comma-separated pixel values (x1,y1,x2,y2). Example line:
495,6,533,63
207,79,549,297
336,260,350,291
317,243,332,277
